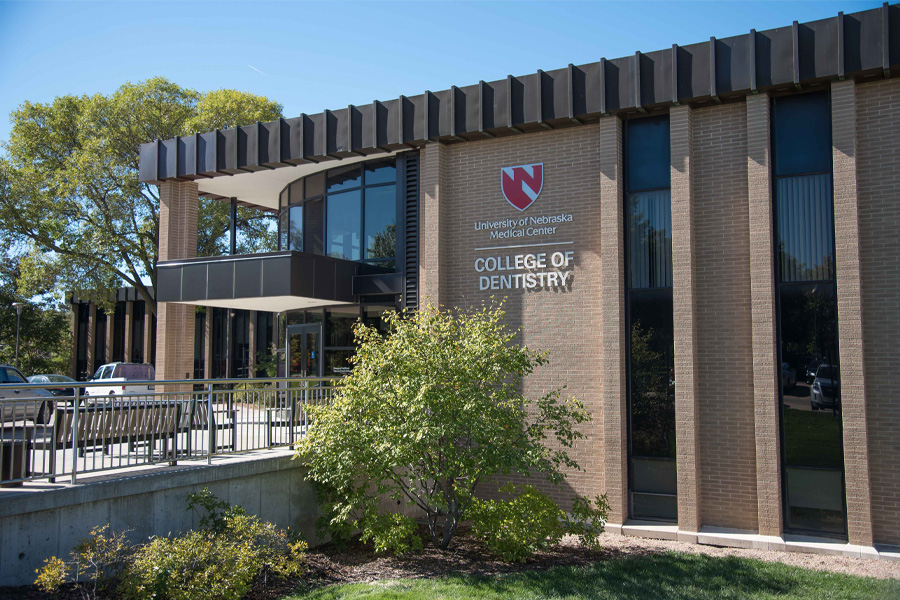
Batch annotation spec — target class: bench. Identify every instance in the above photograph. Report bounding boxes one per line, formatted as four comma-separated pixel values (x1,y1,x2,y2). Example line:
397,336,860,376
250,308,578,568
177,397,236,455
34,401,183,482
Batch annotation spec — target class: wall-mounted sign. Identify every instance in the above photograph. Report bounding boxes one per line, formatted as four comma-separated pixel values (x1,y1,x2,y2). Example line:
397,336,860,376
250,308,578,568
471,163,576,293
501,163,543,211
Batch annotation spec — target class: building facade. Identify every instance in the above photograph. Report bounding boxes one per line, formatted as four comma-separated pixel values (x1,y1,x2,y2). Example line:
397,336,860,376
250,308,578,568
138,6,900,551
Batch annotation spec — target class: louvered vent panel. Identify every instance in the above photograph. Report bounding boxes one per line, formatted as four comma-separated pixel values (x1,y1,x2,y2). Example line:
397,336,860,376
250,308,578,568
402,152,420,310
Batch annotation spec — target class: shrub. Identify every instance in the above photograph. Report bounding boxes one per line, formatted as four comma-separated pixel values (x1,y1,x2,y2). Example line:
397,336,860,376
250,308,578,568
34,524,133,598
564,494,610,550
299,301,590,551
359,513,424,556
469,484,566,563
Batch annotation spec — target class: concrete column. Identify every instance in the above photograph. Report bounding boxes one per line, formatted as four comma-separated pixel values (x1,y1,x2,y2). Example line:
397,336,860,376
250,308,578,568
831,79,874,547
746,93,783,538
419,142,447,307
86,303,97,376
124,301,134,363
156,182,198,386
204,308,213,379
248,310,257,378
599,116,628,527
105,311,114,363
670,105,702,538
68,306,78,379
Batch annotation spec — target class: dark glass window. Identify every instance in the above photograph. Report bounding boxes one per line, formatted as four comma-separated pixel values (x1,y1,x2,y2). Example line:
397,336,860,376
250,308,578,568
364,184,396,263
112,303,126,362
194,309,206,379
94,308,107,372
326,308,358,347
277,158,398,268
289,205,304,251
231,310,250,378
625,115,676,521
327,165,361,193
255,311,274,361
774,92,845,537
131,301,145,363
75,303,89,380
211,307,227,378
326,190,362,260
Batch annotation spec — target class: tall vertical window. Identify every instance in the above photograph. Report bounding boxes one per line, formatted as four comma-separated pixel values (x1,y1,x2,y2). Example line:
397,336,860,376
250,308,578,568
194,309,206,379
625,115,676,521
75,303,89,379
112,303,126,362
278,159,397,269
94,308,107,373
773,92,845,537
131,301,145,363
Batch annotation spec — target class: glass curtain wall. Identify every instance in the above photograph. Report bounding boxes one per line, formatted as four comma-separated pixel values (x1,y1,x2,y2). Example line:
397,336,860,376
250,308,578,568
773,91,846,536
131,301,145,363
625,115,677,521
277,159,397,269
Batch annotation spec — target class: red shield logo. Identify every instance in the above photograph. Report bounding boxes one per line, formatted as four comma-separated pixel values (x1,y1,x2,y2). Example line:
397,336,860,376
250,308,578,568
501,163,543,211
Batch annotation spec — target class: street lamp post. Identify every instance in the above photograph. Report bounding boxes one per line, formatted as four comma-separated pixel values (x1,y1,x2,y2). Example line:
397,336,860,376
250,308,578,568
12,302,26,371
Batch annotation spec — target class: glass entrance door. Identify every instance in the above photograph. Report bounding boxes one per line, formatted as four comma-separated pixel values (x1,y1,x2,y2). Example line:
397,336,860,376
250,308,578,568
286,324,322,378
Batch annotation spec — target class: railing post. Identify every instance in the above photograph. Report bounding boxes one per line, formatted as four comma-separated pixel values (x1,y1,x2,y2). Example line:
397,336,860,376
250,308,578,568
207,382,214,463
70,387,80,485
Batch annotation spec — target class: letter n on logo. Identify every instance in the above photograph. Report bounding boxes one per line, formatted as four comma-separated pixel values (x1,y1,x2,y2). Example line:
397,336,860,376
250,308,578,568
500,163,543,211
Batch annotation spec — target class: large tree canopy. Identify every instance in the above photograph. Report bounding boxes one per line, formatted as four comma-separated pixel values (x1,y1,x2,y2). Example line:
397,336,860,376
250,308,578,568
0,78,283,315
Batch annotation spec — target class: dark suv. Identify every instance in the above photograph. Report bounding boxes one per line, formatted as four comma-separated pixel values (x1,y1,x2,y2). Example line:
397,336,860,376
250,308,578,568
0,365,54,422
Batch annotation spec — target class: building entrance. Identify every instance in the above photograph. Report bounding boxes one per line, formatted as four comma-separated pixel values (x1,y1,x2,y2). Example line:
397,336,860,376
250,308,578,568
286,324,323,378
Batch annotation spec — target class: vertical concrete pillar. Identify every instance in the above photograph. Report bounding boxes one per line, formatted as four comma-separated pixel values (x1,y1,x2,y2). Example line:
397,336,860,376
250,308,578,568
248,310,257,378
124,300,134,363
831,79,874,548
156,182,198,386
599,116,628,527
105,311,114,363
86,303,97,375
670,105,702,538
204,308,213,379
68,306,78,378
746,93,783,538
419,142,447,307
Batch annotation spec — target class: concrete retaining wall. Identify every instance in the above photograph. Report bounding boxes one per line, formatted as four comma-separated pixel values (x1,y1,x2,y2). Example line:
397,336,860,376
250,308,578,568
0,450,319,586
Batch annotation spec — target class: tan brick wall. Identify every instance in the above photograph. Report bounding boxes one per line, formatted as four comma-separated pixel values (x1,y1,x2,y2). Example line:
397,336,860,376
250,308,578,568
692,102,758,532
832,80,874,547
746,93,783,537
599,117,628,525
437,126,604,506
156,182,198,385
420,143,448,306
670,105,702,533
856,77,900,547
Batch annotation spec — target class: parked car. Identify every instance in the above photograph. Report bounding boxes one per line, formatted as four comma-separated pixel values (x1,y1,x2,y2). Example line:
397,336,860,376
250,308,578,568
27,374,83,400
811,364,840,411
781,362,797,391
0,365,54,422
84,363,156,398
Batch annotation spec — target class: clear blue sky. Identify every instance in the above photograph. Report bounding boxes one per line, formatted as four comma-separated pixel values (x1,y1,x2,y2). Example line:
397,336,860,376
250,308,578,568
0,1,886,146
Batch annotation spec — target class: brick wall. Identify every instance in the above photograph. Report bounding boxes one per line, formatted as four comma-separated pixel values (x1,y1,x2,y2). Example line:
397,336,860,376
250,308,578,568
856,77,900,547
692,101,758,531
436,127,604,506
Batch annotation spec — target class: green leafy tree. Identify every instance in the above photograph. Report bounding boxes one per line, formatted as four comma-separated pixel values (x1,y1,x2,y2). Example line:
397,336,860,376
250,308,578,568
0,258,70,374
0,78,282,314
298,302,590,550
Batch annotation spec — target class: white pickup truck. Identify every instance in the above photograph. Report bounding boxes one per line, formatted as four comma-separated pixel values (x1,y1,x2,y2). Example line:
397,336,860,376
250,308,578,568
84,362,156,398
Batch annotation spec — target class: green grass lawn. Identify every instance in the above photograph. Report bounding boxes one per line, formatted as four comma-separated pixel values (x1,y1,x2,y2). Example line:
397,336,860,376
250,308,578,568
284,552,900,600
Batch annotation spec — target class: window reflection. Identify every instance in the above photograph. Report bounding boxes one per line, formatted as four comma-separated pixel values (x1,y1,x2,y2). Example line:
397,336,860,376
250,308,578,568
326,190,361,260
365,185,396,265
289,205,303,251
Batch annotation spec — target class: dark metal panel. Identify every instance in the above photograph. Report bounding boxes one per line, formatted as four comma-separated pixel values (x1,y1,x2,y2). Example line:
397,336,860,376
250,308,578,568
382,98,400,146
581,61,603,115
177,137,193,177
238,124,258,168
891,3,900,68
262,256,292,296
759,26,795,86
334,261,356,299
518,72,538,123
717,34,752,93
156,267,183,303
433,88,453,138
198,132,216,175
458,83,478,134
681,41,711,100
508,77,526,126
408,93,426,141
547,66,569,121
207,261,235,299
181,263,208,302
644,48,671,106
259,120,281,166
401,151,419,310
801,17,839,80
607,56,630,111
308,112,326,157
233,259,262,298
480,80,495,131
290,254,316,297
283,116,305,163
138,143,158,183
161,139,177,181
489,79,509,131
